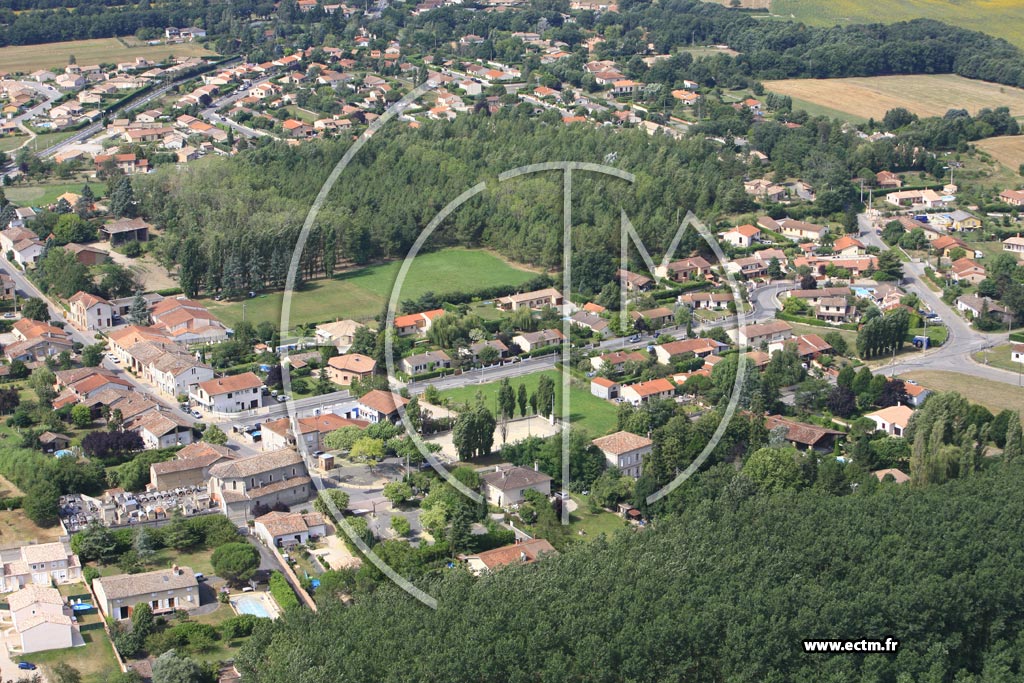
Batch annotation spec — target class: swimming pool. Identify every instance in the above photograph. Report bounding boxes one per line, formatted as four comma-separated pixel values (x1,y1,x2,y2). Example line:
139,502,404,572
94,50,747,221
230,593,279,619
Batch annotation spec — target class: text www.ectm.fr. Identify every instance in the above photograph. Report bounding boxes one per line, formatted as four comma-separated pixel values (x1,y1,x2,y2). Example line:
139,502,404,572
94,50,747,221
803,639,900,654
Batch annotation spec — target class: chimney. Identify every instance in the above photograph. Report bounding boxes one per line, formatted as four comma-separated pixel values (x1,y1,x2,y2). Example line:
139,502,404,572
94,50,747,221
533,461,539,472
520,551,527,562
172,563,179,575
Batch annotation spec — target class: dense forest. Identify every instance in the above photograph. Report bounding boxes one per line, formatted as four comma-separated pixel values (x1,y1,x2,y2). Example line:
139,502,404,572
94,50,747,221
237,462,1024,682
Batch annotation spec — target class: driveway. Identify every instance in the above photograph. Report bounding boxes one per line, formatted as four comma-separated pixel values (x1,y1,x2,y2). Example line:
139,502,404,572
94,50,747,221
0,626,48,683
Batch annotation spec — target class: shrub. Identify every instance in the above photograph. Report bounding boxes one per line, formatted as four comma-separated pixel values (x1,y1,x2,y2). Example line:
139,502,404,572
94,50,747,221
268,572,301,611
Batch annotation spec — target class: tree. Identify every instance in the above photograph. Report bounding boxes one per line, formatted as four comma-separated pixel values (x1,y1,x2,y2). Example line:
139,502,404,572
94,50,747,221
202,424,228,445
127,291,150,325
497,378,516,419
1004,413,1023,463
211,542,260,585
874,251,904,281
70,522,120,563
52,662,82,683
71,404,93,428
452,400,496,459
826,385,857,418
24,480,60,527
151,649,205,683
743,446,803,494
82,343,105,367
382,481,413,506
391,516,411,536
21,298,48,321
350,437,385,468
52,213,95,245
109,175,137,218
517,383,528,417
163,512,201,551
313,489,350,522
536,375,556,418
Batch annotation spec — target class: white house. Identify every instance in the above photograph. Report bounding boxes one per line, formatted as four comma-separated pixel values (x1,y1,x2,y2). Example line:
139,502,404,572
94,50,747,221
67,291,113,331
1011,343,1024,365
94,566,199,620
190,372,262,413
591,431,652,479
8,585,77,654
480,465,553,507
254,511,327,548
719,224,760,248
866,405,914,437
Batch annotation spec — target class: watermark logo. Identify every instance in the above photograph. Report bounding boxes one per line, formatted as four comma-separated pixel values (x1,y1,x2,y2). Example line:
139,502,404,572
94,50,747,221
280,85,746,608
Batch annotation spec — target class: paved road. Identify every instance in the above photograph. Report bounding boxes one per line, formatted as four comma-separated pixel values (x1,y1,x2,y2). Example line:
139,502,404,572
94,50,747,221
856,212,1014,384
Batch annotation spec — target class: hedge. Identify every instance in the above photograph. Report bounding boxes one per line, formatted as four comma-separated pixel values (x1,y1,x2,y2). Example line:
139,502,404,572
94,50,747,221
269,571,301,611
775,311,858,331
1010,332,1024,343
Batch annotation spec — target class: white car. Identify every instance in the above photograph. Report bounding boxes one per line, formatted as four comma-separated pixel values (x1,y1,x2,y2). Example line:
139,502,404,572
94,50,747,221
107,354,120,363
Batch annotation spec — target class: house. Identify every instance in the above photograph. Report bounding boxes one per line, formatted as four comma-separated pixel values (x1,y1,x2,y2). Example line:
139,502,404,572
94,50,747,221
496,288,563,311
590,377,619,400
655,256,712,282
149,442,235,490
770,333,833,360
729,319,793,347
904,382,931,408
513,329,564,353
356,390,409,424
654,338,726,365
769,217,829,243
764,415,842,451
207,448,312,521
393,309,445,336
67,291,113,331
998,189,1024,207
950,257,986,285
590,350,648,372
678,292,733,310
464,538,556,575
744,179,786,202
254,511,327,548
401,350,452,376
315,319,364,351
956,294,1014,325
260,414,366,453
872,468,910,483
38,431,70,453
569,311,609,336
866,405,914,437
875,171,902,189
94,566,199,620
720,224,761,248
64,242,109,266
326,353,376,386
620,378,675,406
100,217,151,244
591,431,652,478
0,273,13,301
189,372,263,413
0,542,81,592
1003,234,1024,257
127,410,194,450
617,269,654,292
480,465,553,507
8,585,76,653
630,307,674,329
464,339,509,363
885,189,949,209
944,210,981,232
832,236,865,256
1012,343,1024,365
145,351,214,400
815,296,854,324
150,297,229,344
932,235,969,258
785,287,852,306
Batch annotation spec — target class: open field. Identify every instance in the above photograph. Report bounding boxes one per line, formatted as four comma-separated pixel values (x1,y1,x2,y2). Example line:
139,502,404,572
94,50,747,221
22,629,121,683
771,0,1024,50
0,136,28,154
4,180,101,207
900,370,1024,413
976,136,1024,173
0,509,63,548
438,369,620,437
0,37,215,74
764,75,1024,121
203,248,540,328
972,344,1024,374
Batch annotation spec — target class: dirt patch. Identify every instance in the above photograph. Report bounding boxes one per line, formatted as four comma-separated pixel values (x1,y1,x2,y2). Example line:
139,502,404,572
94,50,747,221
0,509,63,548
105,251,178,292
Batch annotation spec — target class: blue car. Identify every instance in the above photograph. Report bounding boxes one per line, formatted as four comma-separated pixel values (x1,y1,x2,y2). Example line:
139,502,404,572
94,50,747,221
18,662,37,670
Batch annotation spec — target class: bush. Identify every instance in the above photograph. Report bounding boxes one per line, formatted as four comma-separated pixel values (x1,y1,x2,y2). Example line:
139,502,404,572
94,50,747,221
269,571,301,611
211,542,260,585
221,614,263,640
83,566,100,586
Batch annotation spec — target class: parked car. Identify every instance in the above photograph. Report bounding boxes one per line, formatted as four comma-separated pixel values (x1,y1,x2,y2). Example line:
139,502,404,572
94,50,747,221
18,662,36,670
191,410,202,419
276,395,290,403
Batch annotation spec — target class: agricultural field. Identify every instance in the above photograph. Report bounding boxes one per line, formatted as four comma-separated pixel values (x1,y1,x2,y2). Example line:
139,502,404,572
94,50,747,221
771,0,1024,50
203,248,541,329
764,74,1024,121
975,135,1024,173
900,370,1024,414
0,36,216,75
437,369,620,437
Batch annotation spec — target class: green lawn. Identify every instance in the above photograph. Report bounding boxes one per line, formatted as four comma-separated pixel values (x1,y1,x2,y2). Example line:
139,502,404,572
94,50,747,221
90,546,216,578
21,629,120,683
567,494,629,539
972,344,1024,374
438,369,619,437
203,248,539,329
784,95,868,124
901,370,1024,414
21,129,77,151
5,180,102,207
966,239,1007,262
0,135,28,154
909,325,949,346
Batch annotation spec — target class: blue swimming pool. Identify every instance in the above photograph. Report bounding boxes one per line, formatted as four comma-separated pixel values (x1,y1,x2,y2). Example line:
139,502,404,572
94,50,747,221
231,594,272,618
